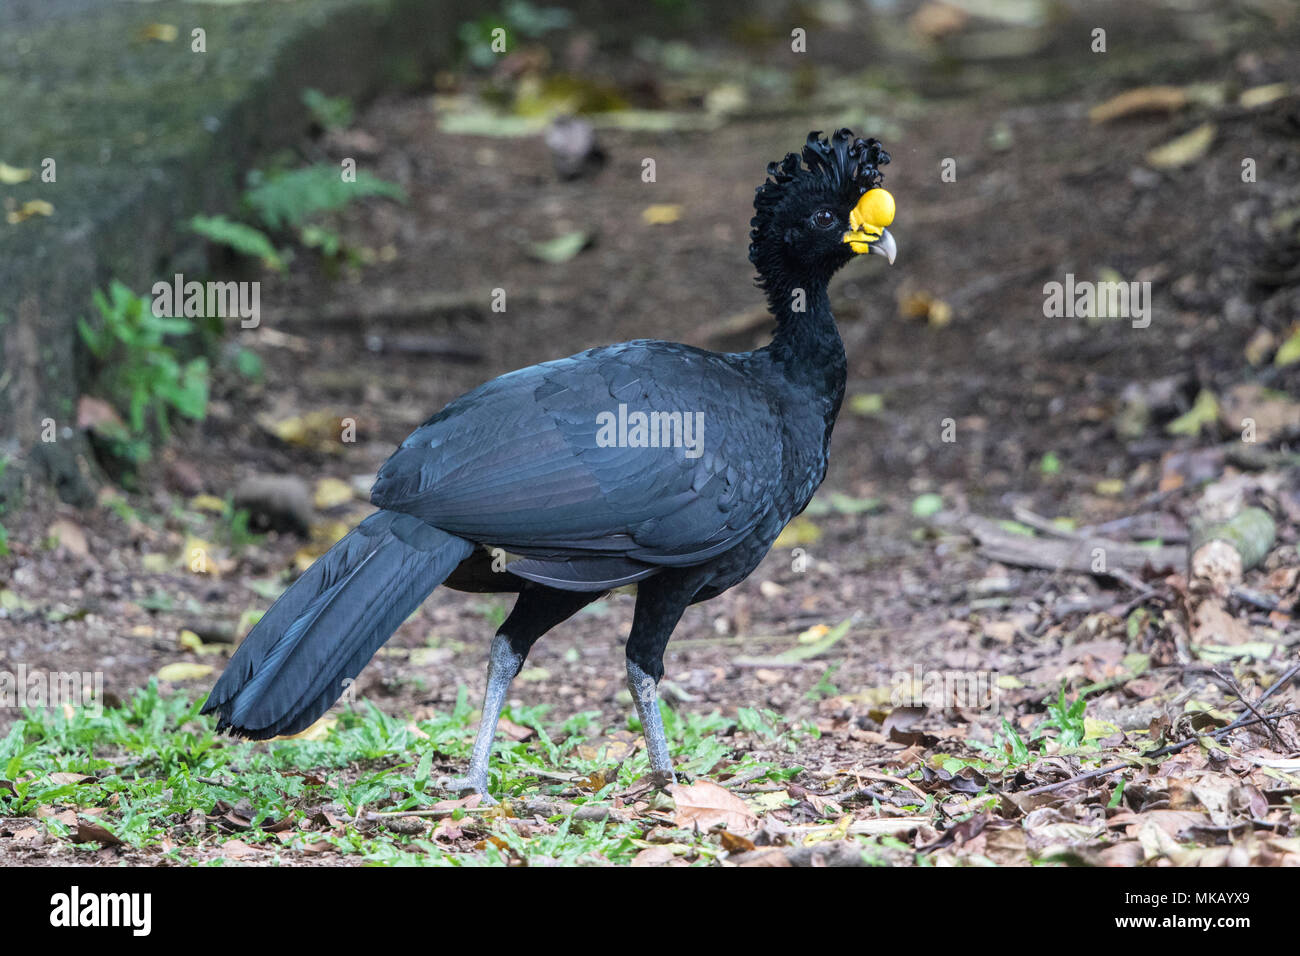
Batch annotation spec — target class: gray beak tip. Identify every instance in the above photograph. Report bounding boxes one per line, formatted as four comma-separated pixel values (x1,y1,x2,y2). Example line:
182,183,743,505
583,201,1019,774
869,228,897,265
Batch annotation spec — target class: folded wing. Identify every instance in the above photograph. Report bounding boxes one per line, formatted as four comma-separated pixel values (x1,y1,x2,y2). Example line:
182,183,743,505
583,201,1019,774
369,341,783,588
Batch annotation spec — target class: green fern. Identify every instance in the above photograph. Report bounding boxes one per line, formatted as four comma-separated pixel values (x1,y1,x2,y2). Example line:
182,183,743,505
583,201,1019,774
187,215,285,271
244,164,406,230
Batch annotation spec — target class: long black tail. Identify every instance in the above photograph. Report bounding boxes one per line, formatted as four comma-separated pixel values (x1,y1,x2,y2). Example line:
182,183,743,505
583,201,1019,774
201,510,474,738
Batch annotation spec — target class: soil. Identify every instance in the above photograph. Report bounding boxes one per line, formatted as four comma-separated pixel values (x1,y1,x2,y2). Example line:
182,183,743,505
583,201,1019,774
2,5,1298,865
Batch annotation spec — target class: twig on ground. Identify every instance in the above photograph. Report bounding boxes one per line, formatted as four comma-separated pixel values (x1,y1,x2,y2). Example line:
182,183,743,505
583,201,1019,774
1210,667,1284,747
856,769,930,802
1011,708,1300,798
722,767,778,789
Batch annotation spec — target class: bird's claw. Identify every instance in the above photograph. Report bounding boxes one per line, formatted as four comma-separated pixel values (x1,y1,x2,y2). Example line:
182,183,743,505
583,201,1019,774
648,769,677,790
436,774,497,806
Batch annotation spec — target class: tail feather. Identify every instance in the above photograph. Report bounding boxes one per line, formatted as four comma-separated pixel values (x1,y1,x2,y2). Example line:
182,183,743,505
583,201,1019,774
202,510,474,738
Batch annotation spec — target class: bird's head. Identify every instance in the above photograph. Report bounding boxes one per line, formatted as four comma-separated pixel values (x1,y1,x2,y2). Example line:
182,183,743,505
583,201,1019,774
749,129,895,290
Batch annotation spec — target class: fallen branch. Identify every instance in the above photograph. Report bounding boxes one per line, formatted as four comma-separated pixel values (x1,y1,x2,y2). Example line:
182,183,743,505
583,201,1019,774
1189,506,1276,594
966,515,1185,580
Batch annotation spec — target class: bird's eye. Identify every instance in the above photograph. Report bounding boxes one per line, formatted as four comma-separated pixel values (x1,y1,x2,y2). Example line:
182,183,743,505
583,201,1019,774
812,209,836,229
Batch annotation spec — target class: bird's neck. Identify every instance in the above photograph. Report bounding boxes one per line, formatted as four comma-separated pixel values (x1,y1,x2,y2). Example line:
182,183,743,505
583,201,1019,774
762,276,847,392
753,274,848,455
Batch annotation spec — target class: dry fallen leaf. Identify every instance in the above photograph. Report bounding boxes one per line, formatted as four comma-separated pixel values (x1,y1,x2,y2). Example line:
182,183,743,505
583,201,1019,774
641,204,682,225
219,838,261,859
1089,85,1187,123
576,731,637,762
668,780,759,834
1239,83,1288,109
630,845,677,866
718,829,757,853
899,289,953,326
313,476,355,510
0,162,33,184
257,410,350,453
6,199,54,224
46,519,89,558
76,395,123,430
277,715,338,741
139,23,178,43
48,772,94,786
1145,122,1216,169
495,716,536,742
75,818,124,847
156,662,215,682
1190,599,1255,647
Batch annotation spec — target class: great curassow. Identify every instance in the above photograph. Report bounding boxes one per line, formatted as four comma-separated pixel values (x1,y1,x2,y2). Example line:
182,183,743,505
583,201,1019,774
203,129,898,799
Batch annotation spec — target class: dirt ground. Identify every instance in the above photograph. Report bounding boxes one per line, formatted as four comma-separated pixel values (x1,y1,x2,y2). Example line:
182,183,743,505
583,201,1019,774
2,3,1299,865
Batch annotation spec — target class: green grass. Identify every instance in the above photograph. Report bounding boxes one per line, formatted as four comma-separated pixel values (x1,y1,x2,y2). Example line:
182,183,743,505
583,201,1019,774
0,683,816,866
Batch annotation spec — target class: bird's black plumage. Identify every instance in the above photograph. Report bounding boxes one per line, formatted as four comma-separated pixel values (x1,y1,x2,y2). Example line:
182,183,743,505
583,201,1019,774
203,128,896,797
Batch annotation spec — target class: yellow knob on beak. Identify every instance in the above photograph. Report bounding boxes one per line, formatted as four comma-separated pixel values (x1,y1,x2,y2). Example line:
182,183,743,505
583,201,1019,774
843,188,897,263
855,188,895,229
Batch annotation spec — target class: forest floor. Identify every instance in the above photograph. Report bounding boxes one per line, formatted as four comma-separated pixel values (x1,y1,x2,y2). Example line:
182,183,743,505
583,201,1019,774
2,2,1299,865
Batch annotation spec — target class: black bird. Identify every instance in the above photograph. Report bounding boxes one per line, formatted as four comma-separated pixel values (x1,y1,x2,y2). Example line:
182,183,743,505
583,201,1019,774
203,129,898,799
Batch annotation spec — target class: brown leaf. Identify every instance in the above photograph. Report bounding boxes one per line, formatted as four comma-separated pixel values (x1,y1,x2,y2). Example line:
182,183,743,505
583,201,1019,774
48,772,94,786
496,717,536,742
576,731,637,762
46,519,90,558
220,838,261,859
1191,599,1254,646
718,829,757,853
74,818,123,847
77,395,123,430
1122,809,1211,839
10,826,43,845
983,825,1029,865
630,845,677,867
668,780,759,834
37,808,78,827
882,706,937,745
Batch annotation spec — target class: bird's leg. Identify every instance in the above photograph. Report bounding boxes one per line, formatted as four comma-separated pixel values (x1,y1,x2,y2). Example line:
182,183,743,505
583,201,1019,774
624,570,701,787
438,585,595,803
626,659,676,784
438,631,523,804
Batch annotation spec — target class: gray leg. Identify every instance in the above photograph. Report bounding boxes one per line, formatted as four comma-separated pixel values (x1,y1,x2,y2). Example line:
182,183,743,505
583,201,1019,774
438,632,521,804
627,659,677,784
436,585,595,802
624,569,705,787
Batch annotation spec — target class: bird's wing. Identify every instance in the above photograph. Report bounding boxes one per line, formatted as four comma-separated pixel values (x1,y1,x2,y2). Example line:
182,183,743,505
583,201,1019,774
370,341,783,585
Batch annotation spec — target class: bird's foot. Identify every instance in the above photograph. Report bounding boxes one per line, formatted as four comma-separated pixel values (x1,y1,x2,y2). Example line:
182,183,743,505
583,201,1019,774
436,774,497,806
648,769,678,790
